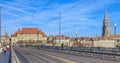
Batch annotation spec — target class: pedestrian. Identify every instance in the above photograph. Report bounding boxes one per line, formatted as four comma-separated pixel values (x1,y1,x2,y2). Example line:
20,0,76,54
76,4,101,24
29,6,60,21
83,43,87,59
61,43,64,50
3,46,6,55
6,45,10,51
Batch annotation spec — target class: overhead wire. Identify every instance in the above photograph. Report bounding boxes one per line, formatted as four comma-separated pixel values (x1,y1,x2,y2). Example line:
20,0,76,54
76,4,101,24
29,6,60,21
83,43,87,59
26,0,82,30
42,0,82,28
26,0,51,28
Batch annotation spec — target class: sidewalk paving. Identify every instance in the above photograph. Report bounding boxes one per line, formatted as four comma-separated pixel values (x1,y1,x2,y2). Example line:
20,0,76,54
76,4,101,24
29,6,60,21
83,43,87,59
0,50,10,63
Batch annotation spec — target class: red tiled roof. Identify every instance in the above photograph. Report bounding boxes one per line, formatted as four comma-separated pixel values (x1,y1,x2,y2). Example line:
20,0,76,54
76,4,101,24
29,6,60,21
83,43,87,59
93,34,120,40
11,28,46,37
11,32,17,37
21,28,38,34
111,34,120,37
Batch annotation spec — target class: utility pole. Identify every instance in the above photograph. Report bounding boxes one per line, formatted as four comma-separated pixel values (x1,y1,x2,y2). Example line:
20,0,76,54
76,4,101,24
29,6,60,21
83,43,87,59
0,7,1,44
59,12,61,46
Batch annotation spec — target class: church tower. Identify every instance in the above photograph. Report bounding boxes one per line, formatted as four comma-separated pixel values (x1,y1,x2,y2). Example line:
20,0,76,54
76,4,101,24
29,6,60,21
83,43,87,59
102,11,111,37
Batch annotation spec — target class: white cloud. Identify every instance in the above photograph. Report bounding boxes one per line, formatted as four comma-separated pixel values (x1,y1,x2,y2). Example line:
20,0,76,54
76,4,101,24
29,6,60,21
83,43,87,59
1,0,37,10
0,4,31,14
3,11,20,17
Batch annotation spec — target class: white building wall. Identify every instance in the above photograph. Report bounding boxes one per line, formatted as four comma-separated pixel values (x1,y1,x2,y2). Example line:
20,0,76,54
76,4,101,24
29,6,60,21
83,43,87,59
80,40,93,47
93,40,116,48
1,36,10,45
55,39,69,46
11,37,18,44
11,34,47,44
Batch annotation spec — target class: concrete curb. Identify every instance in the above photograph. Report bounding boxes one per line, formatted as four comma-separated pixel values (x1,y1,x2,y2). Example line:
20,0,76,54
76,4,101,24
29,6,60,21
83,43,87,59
11,46,20,63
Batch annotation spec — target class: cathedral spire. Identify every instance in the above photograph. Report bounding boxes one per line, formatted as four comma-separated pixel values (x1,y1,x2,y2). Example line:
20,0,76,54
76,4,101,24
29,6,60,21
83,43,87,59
5,32,9,38
102,10,111,37
104,10,108,19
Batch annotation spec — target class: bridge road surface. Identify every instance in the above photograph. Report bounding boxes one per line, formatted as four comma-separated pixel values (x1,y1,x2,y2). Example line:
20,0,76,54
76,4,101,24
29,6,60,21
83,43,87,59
13,46,120,63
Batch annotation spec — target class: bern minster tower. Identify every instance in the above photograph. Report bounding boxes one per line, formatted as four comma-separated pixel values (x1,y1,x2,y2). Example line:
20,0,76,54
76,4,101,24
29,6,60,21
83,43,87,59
102,11,111,37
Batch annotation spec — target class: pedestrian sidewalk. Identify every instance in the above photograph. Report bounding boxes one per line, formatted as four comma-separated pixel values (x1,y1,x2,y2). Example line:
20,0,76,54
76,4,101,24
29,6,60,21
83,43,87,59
0,50,10,63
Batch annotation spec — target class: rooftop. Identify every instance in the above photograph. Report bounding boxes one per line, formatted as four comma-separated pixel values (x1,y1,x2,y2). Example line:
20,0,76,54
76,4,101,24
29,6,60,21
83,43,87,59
11,28,46,37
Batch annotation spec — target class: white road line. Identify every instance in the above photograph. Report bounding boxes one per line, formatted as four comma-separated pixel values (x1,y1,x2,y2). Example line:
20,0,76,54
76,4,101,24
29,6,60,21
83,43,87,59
29,55,46,63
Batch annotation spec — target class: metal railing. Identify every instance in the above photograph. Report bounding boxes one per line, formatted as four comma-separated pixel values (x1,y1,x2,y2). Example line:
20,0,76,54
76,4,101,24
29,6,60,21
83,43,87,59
11,46,20,63
29,45,120,61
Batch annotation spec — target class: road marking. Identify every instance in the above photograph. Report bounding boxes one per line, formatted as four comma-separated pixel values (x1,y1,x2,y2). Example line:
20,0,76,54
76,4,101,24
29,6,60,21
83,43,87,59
44,53,78,63
36,49,91,63
29,48,86,63
28,48,78,63
27,49,57,63
29,55,46,63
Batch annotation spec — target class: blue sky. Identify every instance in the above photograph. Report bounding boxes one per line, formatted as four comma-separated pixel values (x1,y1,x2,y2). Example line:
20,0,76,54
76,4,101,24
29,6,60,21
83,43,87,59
0,0,120,37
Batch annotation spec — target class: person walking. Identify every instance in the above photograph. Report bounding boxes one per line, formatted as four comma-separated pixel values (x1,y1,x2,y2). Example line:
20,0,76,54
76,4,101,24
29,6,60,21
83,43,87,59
3,46,6,55
61,43,64,50
6,45,10,51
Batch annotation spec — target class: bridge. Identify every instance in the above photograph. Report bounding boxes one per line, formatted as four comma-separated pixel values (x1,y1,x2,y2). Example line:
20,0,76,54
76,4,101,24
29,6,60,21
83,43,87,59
11,46,120,63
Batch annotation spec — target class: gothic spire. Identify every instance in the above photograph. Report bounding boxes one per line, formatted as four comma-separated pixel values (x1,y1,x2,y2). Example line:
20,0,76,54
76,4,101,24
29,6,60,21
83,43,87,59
104,10,108,20
102,10,111,37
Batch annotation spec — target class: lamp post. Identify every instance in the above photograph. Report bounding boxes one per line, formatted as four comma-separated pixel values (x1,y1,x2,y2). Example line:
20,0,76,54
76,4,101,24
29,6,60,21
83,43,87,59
59,12,61,46
0,7,1,45
114,23,117,47
75,31,78,38
75,31,78,47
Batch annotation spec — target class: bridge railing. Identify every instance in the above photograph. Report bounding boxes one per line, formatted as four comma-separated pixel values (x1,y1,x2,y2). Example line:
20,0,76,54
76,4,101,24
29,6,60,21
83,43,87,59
20,45,120,61
35,45,120,61
11,46,20,63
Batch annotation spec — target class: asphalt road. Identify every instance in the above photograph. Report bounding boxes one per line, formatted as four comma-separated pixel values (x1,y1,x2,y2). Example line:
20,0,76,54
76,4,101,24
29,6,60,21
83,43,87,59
14,47,120,63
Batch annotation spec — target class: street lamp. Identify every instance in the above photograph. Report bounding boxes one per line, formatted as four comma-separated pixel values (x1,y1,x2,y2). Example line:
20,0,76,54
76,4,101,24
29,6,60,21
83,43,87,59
75,31,78,38
75,31,78,47
114,23,117,47
59,12,61,46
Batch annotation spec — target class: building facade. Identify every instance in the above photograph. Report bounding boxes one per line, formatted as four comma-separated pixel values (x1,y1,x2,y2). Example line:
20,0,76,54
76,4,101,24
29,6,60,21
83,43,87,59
47,35,70,46
11,28,47,45
1,33,10,46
